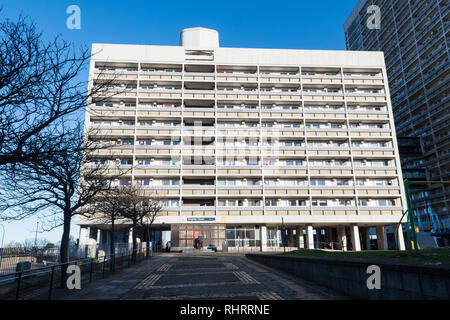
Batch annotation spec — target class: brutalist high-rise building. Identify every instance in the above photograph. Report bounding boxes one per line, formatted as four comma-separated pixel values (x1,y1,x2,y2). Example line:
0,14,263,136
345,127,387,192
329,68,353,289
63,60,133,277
345,0,449,233
76,28,408,252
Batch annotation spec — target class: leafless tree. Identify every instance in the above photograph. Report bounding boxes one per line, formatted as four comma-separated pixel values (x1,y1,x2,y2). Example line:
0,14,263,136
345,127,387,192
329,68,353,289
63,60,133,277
0,123,128,286
87,187,128,271
104,186,163,262
139,192,163,257
0,13,122,171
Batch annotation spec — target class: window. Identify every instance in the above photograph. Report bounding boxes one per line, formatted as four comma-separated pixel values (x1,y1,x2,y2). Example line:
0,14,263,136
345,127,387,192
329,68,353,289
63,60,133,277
285,160,302,166
265,199,278,206
288,199,306,206
119,179,130,186
137,179,150,186
312,199,328,206
137,159,151,165
335,160,347,166
337,179,349,186
358,199,368,206
248,199,261,206
356,179,366,186
339,199,351,206
120,159,132,165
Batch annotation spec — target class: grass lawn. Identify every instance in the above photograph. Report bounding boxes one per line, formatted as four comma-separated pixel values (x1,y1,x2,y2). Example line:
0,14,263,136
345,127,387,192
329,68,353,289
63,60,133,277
282,248,450,266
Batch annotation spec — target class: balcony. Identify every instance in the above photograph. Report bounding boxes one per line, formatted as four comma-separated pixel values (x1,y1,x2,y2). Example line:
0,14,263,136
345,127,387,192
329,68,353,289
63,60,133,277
140,71,182,81
184,72,215,81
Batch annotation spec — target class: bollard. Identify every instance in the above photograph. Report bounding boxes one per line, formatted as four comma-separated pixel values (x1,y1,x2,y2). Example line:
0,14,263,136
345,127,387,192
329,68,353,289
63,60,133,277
102,257,106,278
15,272,22,300
89,259,94,283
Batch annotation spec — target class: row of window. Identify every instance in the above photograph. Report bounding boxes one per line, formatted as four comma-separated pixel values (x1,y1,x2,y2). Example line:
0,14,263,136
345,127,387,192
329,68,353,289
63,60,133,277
91,120,389,129
96,139,391,149
95,67,381,78
148,198,397,208
113,178,395,187
94,102,386,112
93,158,393,168
106,85,384,94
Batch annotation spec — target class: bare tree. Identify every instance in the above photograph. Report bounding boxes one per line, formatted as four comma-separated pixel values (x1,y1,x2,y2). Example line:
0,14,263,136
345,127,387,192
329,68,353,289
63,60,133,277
0,123,128,286
21,238,50,249
139,193,163,257
88,187,128,271
0,13,122,170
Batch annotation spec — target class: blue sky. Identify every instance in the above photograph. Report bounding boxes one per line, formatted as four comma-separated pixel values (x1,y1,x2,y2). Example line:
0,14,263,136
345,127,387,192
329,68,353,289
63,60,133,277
0,0,359,245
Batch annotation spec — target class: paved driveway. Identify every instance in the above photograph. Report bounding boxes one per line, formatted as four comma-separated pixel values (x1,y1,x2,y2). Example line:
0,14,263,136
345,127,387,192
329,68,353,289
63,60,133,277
49,253,347,300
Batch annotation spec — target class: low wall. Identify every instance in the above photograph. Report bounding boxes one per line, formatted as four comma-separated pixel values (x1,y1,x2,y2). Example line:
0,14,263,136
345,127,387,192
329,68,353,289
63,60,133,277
246,253,450,300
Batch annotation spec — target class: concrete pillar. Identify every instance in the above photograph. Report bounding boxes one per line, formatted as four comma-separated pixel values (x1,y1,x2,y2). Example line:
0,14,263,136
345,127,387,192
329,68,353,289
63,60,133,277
79,226,88,246
350,225,361,251
376,226,388,250
327,227,334,249
99,230,106,245
288,228,294,247
315,228,321,248
365,227,372,250
392,223,406,251
337,226,347,251
161,231,167,250
128,227,133,244
260,226,267,252
306,225,314,249
297,227,305,249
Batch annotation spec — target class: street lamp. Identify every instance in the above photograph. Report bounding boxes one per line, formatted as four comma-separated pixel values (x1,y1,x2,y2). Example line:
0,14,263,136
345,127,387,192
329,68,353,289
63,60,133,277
0,224,5,270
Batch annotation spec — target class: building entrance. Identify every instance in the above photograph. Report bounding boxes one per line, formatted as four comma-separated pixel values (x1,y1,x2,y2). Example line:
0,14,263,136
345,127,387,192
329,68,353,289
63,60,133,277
171,224,226,250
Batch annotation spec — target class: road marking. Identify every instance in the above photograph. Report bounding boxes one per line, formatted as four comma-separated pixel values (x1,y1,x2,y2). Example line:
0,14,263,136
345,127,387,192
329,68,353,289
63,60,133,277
256,292,284,300
223,262,239,270
127,291,283,300
136,281,258,290
157,264,172,272
134,274,162,289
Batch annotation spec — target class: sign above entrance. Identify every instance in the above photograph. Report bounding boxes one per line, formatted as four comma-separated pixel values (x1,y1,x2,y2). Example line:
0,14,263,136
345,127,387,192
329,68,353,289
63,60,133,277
187,217,216,222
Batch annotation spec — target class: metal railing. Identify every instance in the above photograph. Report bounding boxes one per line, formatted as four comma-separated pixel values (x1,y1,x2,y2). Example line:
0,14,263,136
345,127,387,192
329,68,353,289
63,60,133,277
0,247,149,300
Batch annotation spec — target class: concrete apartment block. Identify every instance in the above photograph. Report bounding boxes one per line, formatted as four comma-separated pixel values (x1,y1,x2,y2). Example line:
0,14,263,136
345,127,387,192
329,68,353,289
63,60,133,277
76,28,407,252
345,0,449,233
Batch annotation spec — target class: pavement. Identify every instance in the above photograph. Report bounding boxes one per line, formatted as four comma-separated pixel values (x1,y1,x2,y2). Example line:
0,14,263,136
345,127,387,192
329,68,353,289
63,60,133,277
43,253,348,300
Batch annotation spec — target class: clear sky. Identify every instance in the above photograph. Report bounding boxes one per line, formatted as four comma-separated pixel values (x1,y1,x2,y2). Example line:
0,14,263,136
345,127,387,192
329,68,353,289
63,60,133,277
0,0,359,245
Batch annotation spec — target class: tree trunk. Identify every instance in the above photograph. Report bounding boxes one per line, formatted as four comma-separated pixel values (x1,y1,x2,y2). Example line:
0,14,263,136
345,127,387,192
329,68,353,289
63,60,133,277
145,225,150,257
59,211,71,288
132,220,137,263
110,214,115,271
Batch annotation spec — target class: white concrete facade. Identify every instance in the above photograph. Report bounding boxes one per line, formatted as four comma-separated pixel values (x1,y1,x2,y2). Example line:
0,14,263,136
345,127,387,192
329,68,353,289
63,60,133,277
76,28,407,252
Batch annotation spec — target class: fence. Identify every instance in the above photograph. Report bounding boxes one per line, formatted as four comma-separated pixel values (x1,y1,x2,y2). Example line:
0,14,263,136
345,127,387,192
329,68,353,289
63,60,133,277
0,242,147,276
0,246,149,300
